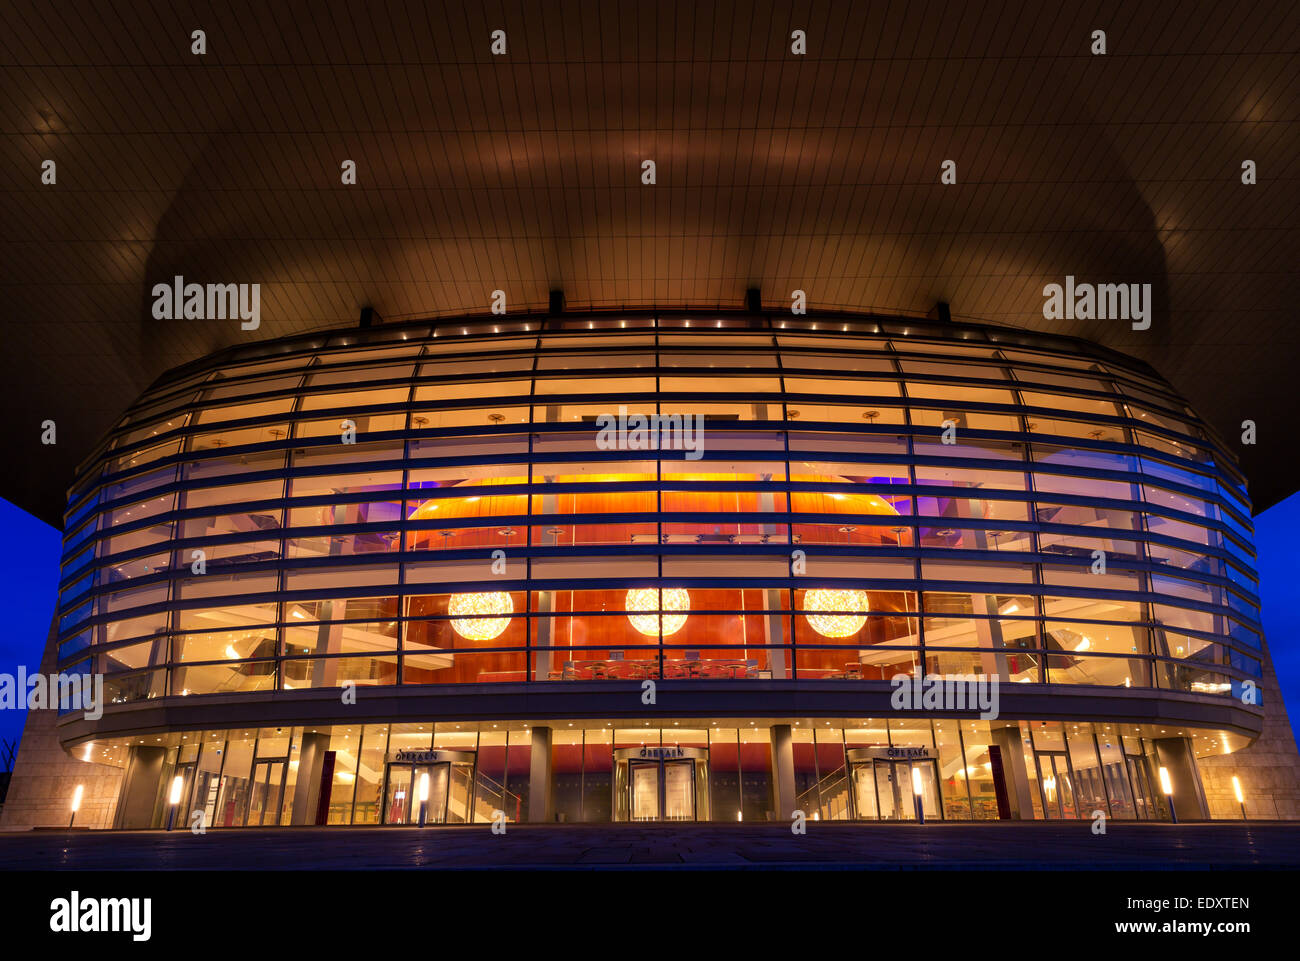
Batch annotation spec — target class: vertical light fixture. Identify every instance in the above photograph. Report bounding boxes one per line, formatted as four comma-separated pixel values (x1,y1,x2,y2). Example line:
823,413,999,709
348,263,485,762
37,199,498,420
1158,766,1176,823
911,766,925,824
1232,775,1246,820
70,784,84,829
417,772,430,827
167,775,184,831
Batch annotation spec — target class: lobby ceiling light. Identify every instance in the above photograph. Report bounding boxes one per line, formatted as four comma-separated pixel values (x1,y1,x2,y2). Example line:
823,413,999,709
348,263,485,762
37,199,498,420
802,588,869,638
625,587,690,637
448,592,514,640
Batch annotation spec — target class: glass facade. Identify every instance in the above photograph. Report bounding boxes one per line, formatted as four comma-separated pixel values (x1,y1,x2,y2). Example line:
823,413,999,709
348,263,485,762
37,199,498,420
83,717,1240,827
52,311,1265,825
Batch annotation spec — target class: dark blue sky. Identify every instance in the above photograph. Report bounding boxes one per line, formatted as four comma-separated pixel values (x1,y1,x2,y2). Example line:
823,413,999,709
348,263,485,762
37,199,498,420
2,493,1298,758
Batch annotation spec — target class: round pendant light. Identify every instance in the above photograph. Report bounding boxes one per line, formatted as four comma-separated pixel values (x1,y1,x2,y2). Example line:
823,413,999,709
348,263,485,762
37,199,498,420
802,588,869,638
625,587,690,637
448,591,514,640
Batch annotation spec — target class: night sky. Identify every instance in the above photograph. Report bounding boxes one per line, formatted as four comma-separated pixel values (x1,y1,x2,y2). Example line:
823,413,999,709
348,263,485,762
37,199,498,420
2,492,1298,759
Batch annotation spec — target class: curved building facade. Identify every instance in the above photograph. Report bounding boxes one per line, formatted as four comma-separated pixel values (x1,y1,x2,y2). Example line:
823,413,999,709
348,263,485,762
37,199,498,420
43,310,1270,827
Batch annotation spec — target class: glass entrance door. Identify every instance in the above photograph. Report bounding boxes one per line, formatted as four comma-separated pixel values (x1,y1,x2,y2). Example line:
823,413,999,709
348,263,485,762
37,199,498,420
849,759,940,820
246,760,286,826
1036,752,1078,818
851,763,880,819
629,762,661,820
613,748,707,821
875,760,902,819
663,760,696,820
625,760,698,821
384,765,412,824
383,762,452,824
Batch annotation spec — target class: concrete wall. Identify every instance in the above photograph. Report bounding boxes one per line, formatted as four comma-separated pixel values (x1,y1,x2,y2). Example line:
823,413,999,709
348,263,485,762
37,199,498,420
0,615,123,830
1199,641,1300,820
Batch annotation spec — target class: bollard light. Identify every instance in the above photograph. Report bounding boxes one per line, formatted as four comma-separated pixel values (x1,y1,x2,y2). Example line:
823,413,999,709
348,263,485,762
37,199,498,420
69,784,84,828
1158,766,1177,824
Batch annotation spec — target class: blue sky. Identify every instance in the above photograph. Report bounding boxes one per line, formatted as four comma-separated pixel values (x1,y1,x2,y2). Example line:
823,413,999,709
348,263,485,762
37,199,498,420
2,492,1298,759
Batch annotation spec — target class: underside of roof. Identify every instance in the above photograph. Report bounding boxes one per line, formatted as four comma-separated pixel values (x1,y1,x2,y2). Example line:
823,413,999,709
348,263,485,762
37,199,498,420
2,0,1296,525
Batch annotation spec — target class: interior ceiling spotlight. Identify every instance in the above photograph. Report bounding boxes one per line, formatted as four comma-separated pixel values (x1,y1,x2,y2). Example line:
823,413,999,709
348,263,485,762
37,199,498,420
448,592,514,640
802,588,869,638
625,587,690,637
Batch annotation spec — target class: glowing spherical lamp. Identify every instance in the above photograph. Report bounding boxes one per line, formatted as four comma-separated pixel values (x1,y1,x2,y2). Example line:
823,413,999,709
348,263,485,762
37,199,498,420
448,591,514,640
802,588,869,638
625,587,690,637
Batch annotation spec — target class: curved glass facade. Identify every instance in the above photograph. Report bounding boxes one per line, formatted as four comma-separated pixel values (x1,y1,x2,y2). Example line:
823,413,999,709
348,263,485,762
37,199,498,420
55,312,1262,701
49,311,1268,826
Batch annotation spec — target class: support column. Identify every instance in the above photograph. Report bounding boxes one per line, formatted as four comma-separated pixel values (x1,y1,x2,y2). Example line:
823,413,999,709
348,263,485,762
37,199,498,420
991,724,1034,819
116,745,167,829
528,726,554,823
1154,736,1209,821
290,732,330,825
770,724,797,820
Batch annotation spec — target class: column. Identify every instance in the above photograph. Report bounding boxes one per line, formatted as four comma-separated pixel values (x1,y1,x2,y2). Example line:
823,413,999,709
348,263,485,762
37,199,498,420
1154,736,1209,821
991,723,1034,819
116,745,167,829
290,731,331,825
770,723,797,820
528,725,554,823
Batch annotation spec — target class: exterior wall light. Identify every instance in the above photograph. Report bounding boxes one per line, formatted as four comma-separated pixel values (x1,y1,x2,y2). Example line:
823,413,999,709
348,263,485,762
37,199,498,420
70,784,84,828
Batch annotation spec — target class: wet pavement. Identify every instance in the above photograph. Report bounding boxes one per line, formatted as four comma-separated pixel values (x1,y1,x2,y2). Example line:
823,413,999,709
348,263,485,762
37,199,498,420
1,821,1298,870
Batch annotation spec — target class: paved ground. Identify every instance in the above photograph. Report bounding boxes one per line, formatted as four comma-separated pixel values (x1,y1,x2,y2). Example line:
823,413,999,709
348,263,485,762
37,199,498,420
1,821,1298,869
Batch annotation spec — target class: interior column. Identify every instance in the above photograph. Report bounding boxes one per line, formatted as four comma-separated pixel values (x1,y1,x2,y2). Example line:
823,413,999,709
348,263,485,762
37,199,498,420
770,723,797,820
116,745,167,829
991,723,1034,819
290,732,330,825
528,725,554,822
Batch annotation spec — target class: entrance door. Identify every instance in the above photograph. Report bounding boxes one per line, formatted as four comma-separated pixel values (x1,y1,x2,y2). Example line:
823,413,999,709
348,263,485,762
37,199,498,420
850,759,940,820
629,762,661,820
875,760,902,819
1036,753,1078,819
246,760,286,826
1126,754,1158,821
851,763,880,819
383,763,452,824
626,760,698,821
384,765,413,824
662,760,696,820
